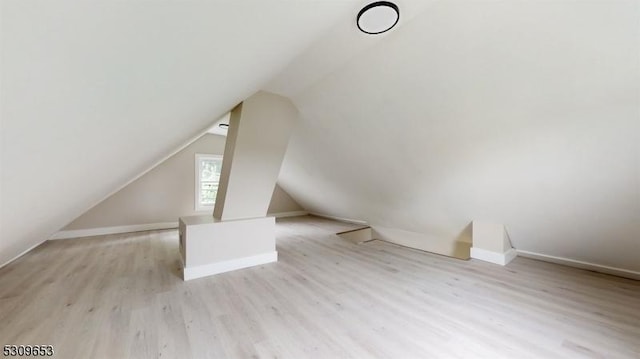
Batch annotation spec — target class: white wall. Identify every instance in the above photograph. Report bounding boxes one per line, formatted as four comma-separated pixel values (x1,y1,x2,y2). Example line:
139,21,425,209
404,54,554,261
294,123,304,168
0,0,361,266
3,0,638,274
268,184,303,214
64,134,301,230
214,92,298,220
274,1,640,272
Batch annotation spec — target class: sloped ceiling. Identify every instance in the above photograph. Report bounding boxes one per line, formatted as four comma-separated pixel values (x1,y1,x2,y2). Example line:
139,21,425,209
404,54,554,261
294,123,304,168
2,0,638,274
269,1,640,271
0,0,364,265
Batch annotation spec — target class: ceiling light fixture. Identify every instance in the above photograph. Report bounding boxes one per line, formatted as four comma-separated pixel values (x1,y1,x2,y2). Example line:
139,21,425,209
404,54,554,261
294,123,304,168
357,1,400,35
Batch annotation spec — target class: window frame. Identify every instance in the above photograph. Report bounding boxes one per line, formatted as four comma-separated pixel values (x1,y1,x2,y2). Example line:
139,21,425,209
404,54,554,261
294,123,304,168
195,153,223,212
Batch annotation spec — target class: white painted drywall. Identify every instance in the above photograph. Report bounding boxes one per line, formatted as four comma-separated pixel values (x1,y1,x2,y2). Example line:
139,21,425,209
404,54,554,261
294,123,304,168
179,216,277,280
62,134,225,229
470,221,516,265
0,0,363,266
373,226,471,260
61,133,301,230
265,1,437,97
214,92,298,220
472,221,511,254
268,184,304,215
3,0,638,275
274,1,640,272
180,216,275,268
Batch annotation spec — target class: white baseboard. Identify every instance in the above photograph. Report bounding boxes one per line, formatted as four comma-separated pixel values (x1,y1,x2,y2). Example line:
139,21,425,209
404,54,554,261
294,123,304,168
471,247,517,266
49,222,178,240
517,250,640,281
0,240,47,270
309,212,368,225
183,251,278,281
269,211,309,218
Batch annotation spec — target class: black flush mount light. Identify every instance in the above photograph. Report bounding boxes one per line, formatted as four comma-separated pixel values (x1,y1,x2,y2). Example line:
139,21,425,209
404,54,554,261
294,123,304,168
357,1,400,35
219,123,229,128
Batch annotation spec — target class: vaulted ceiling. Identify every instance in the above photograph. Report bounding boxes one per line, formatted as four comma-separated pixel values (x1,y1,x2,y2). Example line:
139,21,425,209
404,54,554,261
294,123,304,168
269,0,640,272
2,1,639,273
0,0,364,265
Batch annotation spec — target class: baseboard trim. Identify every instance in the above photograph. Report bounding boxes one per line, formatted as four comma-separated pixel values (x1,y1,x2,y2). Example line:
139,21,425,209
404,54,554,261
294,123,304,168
183,251,278,281
516,250,640,281
269,211,309,218
0,240,47,270
309,212,368,225
49,222,179,240
471,247,517,266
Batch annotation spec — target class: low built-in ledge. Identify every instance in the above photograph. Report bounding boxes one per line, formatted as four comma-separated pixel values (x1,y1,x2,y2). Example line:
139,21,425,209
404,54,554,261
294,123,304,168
371,226,471,260
470,221,516,266
337,227,373,244
179,215,277,281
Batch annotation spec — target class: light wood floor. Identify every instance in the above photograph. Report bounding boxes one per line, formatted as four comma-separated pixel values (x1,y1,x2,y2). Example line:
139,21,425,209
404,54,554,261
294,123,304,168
0,216,638,358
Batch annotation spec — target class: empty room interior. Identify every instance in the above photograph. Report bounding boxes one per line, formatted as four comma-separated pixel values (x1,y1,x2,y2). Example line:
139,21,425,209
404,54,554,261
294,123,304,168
1,0,639,358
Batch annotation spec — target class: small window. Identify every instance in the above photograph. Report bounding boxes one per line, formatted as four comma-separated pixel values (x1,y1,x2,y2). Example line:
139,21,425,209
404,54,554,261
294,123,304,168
195,154,223,211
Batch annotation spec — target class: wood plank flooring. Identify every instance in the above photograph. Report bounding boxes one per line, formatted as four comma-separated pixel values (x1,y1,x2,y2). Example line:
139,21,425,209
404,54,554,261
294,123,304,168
0,216,638,358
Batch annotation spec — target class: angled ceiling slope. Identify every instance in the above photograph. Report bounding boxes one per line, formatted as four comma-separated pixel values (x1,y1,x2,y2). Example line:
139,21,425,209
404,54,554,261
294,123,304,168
0,0,364,266
270,1,640,273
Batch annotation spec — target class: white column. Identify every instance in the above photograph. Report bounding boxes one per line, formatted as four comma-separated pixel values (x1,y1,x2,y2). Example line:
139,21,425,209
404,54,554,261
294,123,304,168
214,92,297,220
180,91,298,280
